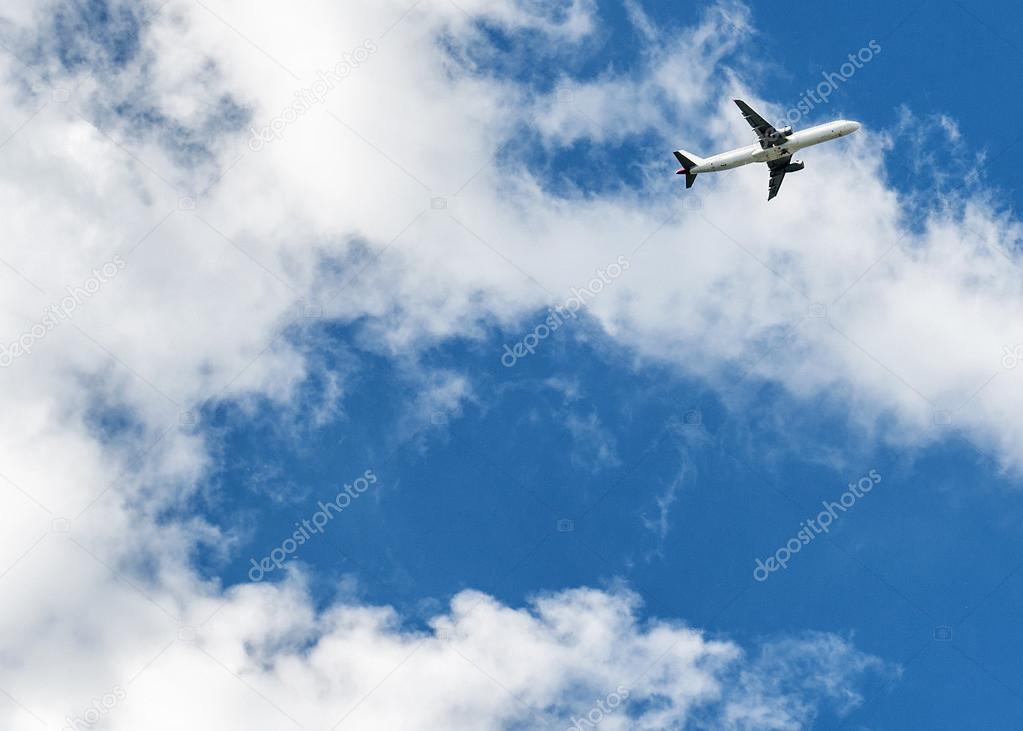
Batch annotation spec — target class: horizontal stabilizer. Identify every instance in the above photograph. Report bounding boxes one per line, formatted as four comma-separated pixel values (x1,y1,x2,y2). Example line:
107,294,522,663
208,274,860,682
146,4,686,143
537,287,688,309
673,149,703,190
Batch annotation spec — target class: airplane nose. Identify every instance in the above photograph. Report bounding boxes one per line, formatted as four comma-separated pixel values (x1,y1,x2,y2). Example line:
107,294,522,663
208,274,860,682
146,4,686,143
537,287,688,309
849,121,861,132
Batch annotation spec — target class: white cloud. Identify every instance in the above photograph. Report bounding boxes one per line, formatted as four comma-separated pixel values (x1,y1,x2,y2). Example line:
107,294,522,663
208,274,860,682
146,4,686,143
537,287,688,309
0,0,1013,726
4,576,892,730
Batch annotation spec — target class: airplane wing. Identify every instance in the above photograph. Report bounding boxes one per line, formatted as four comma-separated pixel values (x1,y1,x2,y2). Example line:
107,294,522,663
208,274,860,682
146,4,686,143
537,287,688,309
767,155,792,200
734,99,783,149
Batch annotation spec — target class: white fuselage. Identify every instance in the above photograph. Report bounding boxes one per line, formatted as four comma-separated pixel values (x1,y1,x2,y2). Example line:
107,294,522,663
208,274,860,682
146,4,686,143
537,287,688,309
689,120,860,173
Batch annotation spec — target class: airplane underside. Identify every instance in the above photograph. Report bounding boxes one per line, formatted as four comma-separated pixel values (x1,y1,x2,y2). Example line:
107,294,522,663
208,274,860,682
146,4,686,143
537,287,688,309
673,99,860,200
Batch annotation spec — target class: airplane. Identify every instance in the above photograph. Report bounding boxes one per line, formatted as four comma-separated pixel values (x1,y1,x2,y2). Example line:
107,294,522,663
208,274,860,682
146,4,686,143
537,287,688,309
673,99,861,200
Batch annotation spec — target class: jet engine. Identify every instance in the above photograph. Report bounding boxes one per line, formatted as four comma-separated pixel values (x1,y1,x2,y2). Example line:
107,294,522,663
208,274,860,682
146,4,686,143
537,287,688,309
783,160,805,173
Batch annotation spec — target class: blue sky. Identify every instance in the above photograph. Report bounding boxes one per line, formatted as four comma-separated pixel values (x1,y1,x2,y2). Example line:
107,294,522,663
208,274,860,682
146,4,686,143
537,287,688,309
199,325,1023,727
174,1,1023,727
5,0,1023,728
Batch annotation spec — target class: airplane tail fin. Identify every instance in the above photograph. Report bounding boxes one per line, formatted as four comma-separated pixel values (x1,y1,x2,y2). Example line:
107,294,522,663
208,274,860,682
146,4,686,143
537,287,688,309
673,149,704,189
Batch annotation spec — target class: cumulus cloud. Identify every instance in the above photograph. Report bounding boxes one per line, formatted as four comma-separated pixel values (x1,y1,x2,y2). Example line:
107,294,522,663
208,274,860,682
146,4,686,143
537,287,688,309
6,576,892,730
0,0,1012,727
